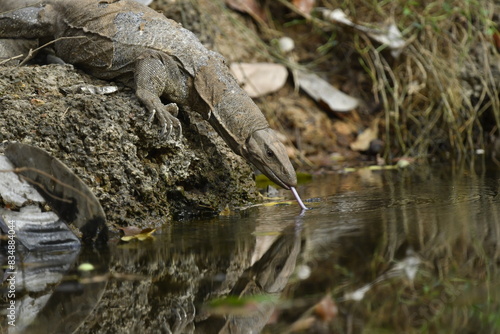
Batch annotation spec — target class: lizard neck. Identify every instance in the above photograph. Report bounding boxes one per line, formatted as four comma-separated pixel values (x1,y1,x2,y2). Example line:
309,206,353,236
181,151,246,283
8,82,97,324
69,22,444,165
194,60,270,157
207,115,245,156
208,91,269,156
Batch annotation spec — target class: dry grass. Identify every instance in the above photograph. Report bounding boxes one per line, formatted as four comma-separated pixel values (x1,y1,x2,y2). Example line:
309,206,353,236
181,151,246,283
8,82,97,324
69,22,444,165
169,0,499,162
248,0,500,160
326,0,500,159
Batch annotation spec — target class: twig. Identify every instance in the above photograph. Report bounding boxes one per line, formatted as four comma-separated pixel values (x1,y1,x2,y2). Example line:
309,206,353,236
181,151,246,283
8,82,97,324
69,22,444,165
18,36,87,66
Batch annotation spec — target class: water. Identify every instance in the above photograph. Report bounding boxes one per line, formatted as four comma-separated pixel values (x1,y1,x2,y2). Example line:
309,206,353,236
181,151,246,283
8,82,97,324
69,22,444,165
2,162,500,333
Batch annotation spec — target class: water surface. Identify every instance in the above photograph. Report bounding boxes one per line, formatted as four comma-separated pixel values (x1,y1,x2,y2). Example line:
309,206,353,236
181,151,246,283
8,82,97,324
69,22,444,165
3,162,500,333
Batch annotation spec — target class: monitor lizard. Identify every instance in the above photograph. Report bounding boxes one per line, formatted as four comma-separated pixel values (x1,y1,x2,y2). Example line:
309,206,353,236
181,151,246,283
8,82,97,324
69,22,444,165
0,0,308,208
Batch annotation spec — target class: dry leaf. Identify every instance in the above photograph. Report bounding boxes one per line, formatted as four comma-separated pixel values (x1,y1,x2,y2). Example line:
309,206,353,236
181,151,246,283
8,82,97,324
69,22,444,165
313,295,338,322
292,0,315,15
121,227,156,241
493,32,500,52
61,84,118,95
30,98,45,105
350,118,380,151
333,121,358,136
296,71,358,112
219,205,232,216
230,63,288,98
350,128,377,151
119,225,142,236
225,0,266,22
322,9,405,58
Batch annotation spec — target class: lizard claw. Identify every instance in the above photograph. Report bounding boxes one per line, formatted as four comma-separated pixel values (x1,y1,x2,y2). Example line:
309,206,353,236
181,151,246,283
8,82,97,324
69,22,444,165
147,109,156,123
149,103,182,139
160,118,182,138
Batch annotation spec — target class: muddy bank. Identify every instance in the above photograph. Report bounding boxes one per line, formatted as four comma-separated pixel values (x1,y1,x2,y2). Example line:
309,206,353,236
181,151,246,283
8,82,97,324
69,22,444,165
0,64,259,229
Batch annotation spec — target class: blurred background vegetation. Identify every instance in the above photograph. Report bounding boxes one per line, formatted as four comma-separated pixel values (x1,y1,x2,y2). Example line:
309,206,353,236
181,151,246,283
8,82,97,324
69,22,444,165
156,0,499,167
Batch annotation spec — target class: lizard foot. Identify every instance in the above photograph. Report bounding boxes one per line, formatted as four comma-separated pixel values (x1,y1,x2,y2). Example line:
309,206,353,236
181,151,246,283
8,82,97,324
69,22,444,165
148,103,182,139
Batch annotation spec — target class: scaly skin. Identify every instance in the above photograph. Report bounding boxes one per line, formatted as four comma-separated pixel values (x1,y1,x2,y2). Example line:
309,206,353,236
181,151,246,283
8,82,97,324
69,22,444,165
0,0,298,189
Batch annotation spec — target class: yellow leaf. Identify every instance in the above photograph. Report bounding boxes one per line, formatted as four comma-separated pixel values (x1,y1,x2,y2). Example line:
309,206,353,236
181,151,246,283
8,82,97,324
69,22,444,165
78,263,95,271
219,205,232,216
121,228,156,242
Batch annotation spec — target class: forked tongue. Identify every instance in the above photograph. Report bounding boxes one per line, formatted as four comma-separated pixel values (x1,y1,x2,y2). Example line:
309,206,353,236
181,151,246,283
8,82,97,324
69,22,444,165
290,187,308,211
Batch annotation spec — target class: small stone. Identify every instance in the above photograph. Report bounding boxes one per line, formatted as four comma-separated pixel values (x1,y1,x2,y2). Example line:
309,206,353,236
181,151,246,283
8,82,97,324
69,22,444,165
278,36,295,53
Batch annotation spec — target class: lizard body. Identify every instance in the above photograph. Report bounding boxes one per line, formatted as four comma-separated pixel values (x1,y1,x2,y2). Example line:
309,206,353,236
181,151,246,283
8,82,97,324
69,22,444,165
0,0,39,64
0,0,298,190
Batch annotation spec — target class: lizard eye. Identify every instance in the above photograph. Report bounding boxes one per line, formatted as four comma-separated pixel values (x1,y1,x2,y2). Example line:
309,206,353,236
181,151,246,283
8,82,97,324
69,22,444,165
266,149,274,158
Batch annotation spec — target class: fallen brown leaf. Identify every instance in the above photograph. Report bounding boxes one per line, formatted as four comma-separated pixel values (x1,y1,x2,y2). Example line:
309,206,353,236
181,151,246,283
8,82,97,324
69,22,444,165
225,0,266,23
350,118,380,152
119,225,142,236
313,294,338,322
230,63,288,98
292,0,315,15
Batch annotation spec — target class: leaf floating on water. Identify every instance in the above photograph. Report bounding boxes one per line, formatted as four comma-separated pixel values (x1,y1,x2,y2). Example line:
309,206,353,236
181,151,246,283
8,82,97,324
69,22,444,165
78,263,95,271
296,71,359,112
262,200,294,207
121,227,156,242
219,205,232,216
230,63,288,98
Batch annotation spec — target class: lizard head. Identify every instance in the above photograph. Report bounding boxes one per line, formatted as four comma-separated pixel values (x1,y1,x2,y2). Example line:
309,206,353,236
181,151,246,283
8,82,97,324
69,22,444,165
243,128,297,189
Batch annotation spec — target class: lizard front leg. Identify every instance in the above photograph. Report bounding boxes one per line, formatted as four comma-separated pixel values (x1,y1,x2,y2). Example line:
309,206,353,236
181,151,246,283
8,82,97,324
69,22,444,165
135,51,188,138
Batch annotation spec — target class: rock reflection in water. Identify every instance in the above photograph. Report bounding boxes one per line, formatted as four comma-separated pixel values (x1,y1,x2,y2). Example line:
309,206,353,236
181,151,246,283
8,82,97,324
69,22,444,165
2,207,302,333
